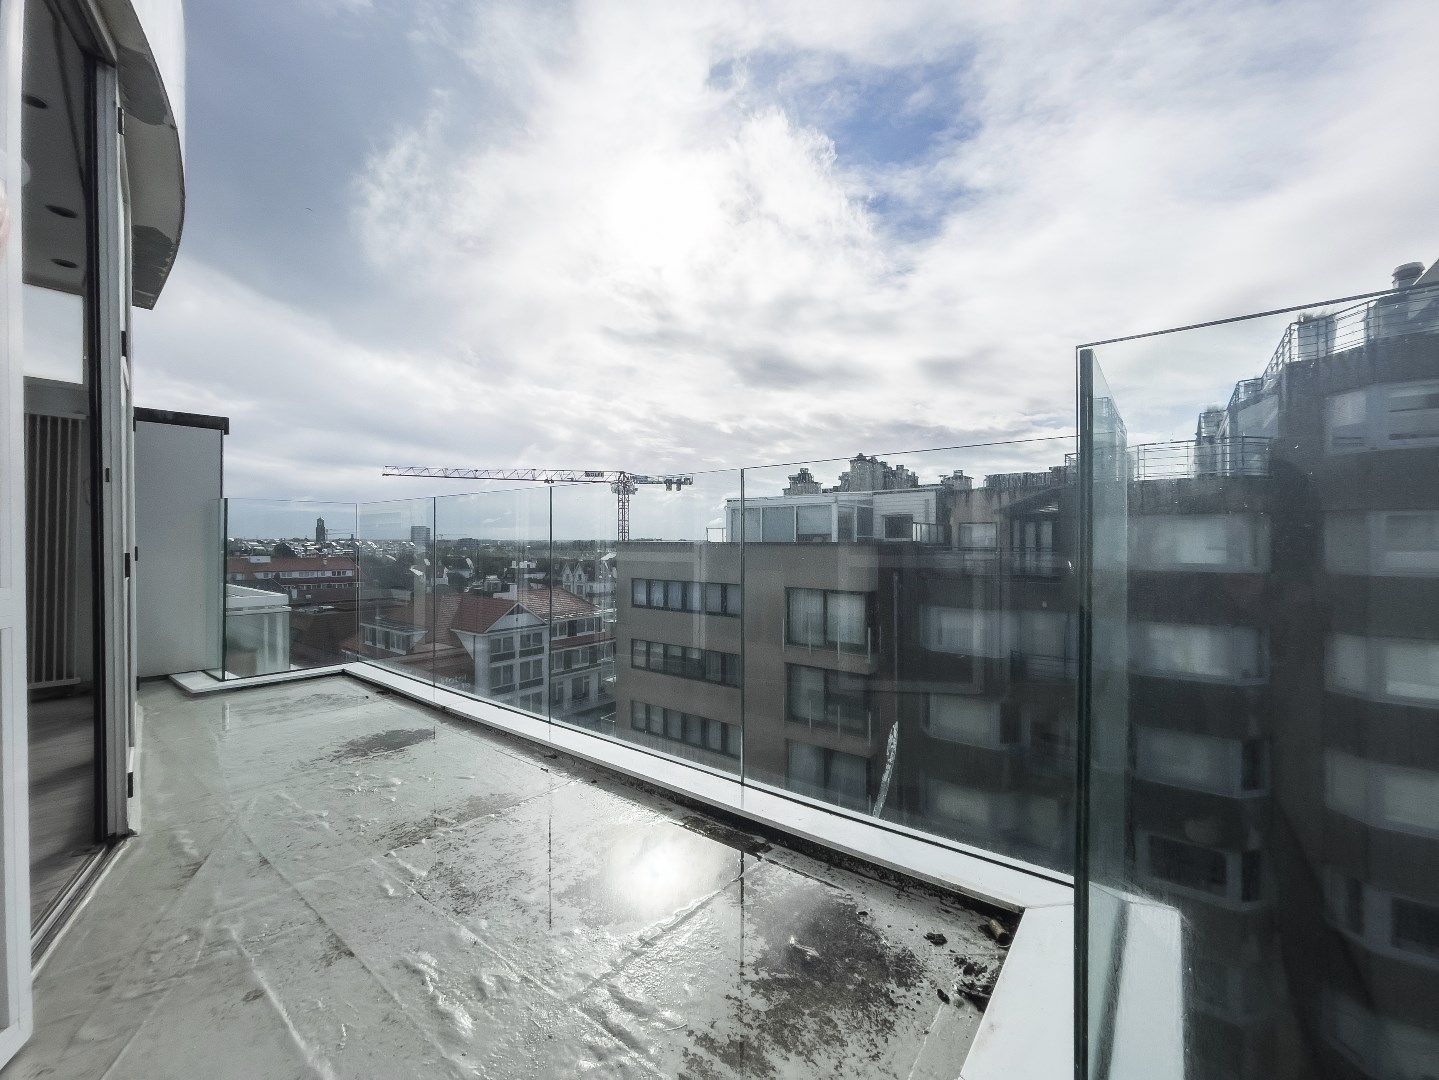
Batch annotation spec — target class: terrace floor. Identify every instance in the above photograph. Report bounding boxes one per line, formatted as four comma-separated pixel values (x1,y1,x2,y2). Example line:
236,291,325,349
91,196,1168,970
6,676,1010,1079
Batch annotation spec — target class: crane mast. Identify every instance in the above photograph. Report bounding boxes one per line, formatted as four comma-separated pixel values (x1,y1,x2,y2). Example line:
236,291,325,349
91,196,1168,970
379,466,692,541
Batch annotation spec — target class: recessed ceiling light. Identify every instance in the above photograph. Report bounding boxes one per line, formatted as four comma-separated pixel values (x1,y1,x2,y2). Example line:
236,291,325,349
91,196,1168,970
22,94,47,109
45,204,77,219
51,258,77,269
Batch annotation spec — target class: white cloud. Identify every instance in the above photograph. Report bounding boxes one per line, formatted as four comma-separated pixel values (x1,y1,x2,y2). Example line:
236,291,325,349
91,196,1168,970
141,0,1439,500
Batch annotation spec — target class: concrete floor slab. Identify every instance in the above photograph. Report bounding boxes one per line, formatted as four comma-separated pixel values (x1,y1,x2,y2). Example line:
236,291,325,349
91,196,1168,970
7,677,1011,1079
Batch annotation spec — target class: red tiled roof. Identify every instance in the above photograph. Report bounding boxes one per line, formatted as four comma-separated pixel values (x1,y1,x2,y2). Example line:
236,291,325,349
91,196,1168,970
352,587,599,657
451,588,598,634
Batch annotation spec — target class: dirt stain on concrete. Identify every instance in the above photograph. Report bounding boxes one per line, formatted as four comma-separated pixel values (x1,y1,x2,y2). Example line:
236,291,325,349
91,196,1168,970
331,728,435,762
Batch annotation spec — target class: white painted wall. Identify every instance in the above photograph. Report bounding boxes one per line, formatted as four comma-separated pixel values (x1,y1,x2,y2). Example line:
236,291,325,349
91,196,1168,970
134,420,221,676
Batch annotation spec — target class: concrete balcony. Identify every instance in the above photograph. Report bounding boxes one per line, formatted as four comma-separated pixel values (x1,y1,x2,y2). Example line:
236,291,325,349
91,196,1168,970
12,677,1011,1079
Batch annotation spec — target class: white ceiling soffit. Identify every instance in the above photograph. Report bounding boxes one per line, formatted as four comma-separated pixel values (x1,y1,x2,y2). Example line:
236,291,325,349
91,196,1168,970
97,0,185,310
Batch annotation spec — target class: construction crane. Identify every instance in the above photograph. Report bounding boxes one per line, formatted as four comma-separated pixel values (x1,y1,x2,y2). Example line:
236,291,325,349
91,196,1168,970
380,466,693,541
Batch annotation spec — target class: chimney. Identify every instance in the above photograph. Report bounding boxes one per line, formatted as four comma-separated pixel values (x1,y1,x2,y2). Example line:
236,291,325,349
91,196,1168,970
1393,262,1424,289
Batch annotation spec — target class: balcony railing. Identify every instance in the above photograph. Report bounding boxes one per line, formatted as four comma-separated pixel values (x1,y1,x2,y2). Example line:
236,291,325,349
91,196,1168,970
1258,286,1439,389
1130,437,1271,480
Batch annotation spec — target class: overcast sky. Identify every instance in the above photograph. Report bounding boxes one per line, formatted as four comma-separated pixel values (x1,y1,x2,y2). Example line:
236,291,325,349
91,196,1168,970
131,0,1438,507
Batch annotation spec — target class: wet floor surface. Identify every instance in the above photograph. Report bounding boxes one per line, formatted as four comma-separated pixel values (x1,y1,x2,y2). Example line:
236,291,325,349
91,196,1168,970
6,677,1009,1079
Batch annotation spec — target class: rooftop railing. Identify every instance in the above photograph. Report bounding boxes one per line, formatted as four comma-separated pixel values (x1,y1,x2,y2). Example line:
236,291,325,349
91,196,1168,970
1131,436,1272,480
1258,285,1439,391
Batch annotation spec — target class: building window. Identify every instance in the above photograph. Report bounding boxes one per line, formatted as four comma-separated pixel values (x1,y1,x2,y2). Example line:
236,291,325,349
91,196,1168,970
629,701,740,759
1392,897,1439,961
786,742,867,810
1134,728,1266,795
786,588,869,652
920,606,1001,658
1327,510,1439,576
1326,379,1439,453
570,675,589,702
796,504,831,543
630,639,739,687
923,695,1007,748
1132,514,1269,572
1327,633,1439,704
1325,750,1439,837
786,665,869,736
958,522,997,550
1130,622,1265,683
882,513,913,540
631,578,740,616
1148,835,1229,897
762,505,796,543
517,658,543,685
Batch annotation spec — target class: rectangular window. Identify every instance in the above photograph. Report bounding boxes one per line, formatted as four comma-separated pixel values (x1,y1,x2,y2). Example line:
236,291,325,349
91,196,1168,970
786,742,868,810
570,675,589,701
704,719,725,753
1392,897,1439,960
1326,388,1369,452
1378,767,1439,834
1382,511,1439,572
1148,835,1228,897
787,589,825,647
926,779,996,829
682,714,703,746
958,522,998,549
920,606,999,657
826,592,867,651
1132,514,1267,571
629,701,738,758
665,580,685,611
924,695,1004,747
883,513,913,540
1329,633,1439,703
684,581,703,612
1384,640,1439,702
632,579,647,606
632,639,738,687
762,505,796,543
1131,622,1264,682
1134,727,1262,794
743,507,761,540
1385,381,1439,444
837,507,855,542
786,665,868,736
796,504,831,542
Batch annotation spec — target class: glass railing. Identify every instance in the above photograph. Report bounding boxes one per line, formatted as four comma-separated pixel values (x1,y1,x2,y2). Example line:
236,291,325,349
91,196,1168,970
216,442,1083,877
1077,279,1439,1080
211,499,359,680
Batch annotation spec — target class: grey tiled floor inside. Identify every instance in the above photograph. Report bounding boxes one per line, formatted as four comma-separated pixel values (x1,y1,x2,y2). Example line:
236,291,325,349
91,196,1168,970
7,677,1010,1079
